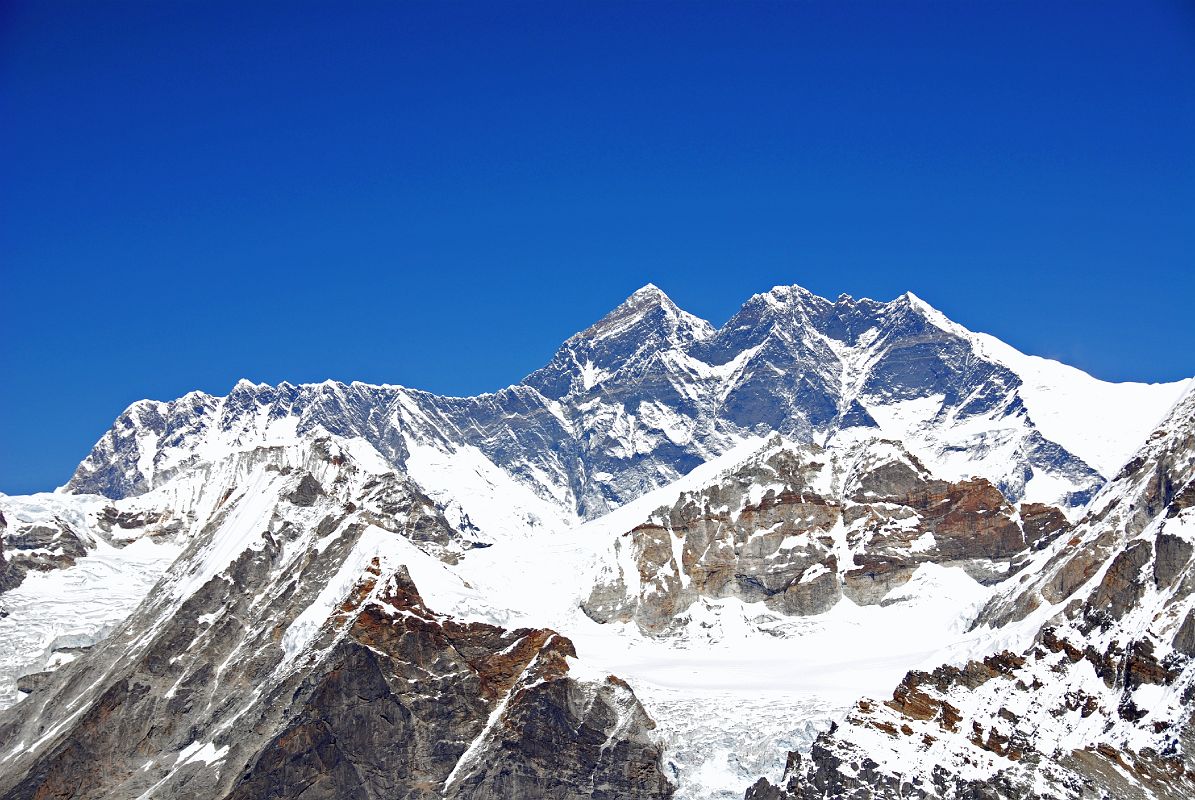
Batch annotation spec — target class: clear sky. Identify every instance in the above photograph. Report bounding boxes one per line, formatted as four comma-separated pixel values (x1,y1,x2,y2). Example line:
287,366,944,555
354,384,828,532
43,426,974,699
2,1,1193,494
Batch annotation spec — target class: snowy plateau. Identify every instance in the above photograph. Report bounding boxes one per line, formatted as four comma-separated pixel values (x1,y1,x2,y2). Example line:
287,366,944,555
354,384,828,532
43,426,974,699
1,283,1193,800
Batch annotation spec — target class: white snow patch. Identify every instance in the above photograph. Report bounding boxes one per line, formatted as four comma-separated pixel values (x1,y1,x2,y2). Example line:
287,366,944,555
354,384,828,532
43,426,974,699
404,441,577,541
175,740,229,766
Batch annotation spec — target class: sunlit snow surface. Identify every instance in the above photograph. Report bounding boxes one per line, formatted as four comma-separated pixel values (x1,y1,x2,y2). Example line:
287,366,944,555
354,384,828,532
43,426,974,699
911,297,1193,479
0,495,181,708
403,441,1008,799
450,553,994,798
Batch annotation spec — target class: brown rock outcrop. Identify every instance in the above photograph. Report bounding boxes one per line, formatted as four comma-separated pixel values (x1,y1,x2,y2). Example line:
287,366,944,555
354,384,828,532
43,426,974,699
586,441,1071,634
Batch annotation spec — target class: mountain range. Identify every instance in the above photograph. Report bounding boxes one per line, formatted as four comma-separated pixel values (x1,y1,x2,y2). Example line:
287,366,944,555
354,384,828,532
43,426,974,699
1,283,1191,799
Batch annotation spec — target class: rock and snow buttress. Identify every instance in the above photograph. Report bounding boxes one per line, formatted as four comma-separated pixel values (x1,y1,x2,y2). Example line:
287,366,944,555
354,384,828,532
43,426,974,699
746,386,1195,800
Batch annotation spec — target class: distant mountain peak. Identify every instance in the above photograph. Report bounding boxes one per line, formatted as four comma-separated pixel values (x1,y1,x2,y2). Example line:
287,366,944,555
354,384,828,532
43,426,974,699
896,289,948,320
587,283,712,341
629,281,666,299
521,283,715,399
746,283,818,310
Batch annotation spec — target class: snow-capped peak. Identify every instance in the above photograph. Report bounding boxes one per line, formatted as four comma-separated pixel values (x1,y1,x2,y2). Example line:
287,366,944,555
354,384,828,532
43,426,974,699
629,281,666,300
886,291,1193,479
761,283,818,306
585,283,714,343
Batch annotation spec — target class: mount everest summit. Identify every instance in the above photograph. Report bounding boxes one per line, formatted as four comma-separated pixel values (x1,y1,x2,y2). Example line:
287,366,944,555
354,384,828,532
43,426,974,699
1,283,1192,799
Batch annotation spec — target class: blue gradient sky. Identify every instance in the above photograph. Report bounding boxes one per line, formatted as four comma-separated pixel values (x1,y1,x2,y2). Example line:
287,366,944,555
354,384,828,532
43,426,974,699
2,1,1193,493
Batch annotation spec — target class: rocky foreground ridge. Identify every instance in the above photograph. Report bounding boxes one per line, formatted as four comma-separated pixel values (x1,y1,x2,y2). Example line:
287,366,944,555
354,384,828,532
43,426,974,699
0,441,672,799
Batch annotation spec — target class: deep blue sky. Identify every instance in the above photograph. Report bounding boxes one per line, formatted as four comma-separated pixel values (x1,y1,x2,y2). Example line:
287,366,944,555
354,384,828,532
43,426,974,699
2,1,1193,493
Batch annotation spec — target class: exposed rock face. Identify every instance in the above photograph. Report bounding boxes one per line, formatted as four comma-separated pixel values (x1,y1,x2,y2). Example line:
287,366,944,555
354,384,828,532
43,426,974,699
226,569,672,800
0,495,189,708
743,388,1195,800
0,443,672,800
0,512,22,593
1154,531,1192,589
0,511,89,580
284,472,325,506
1020,502,1072,550
583,437,1070,635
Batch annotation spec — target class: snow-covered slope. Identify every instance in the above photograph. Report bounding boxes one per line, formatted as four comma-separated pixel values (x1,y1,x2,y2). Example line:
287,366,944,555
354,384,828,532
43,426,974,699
0,494,181,709
748,385,1195,800
913,295,1193,479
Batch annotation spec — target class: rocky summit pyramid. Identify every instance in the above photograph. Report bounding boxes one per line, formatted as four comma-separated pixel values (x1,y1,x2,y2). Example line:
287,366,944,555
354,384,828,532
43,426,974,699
0,283,1191,799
